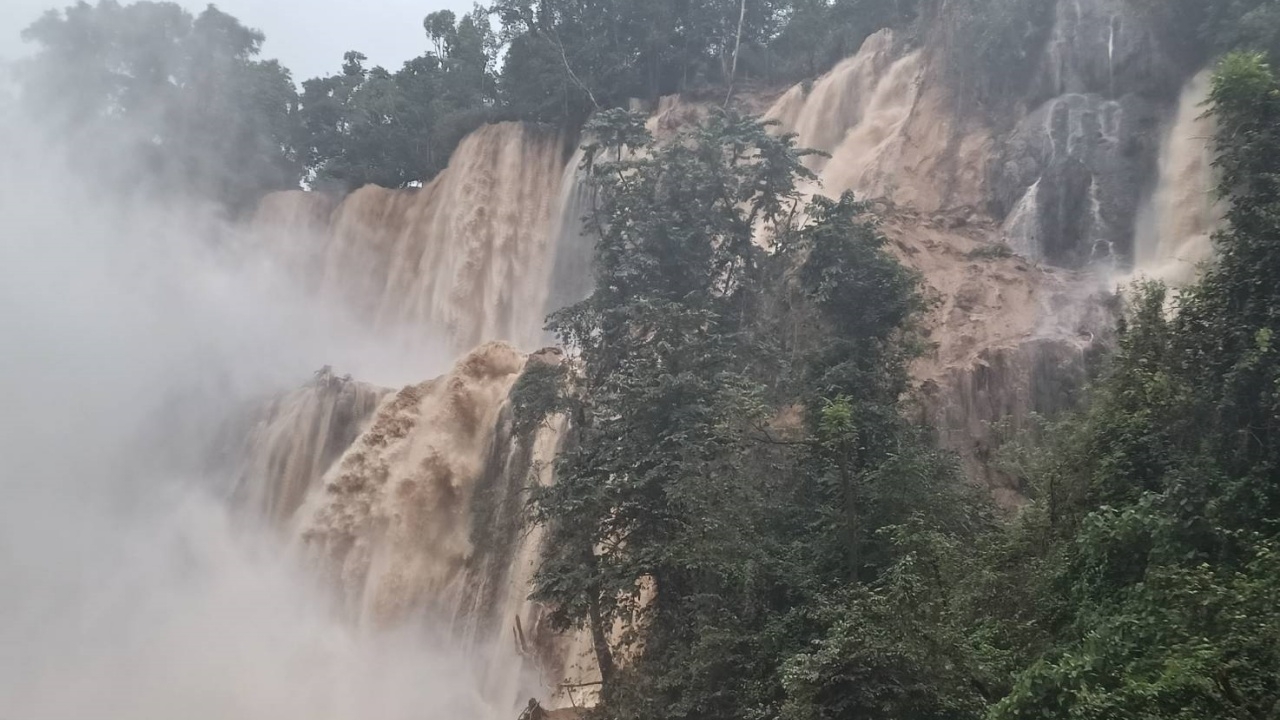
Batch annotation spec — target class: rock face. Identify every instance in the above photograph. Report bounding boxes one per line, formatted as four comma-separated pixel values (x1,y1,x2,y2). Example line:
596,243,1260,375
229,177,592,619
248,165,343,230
994,92,1163,267
990,0,1186,268
867,205,1113,505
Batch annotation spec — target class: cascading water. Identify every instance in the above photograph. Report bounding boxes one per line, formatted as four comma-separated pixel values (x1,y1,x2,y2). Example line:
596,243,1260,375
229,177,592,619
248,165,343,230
227,345,600,711
765,29,991,213
1132,69,1220,284
765,30,899,175
239,120,607,713
542,146,597,326
221,373,388,523
256,122,569,353
818,50,923,198
764,30,926,201
0,112,530,720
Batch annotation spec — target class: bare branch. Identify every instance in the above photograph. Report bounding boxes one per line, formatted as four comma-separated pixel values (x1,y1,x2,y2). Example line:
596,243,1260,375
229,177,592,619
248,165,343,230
723,0,748,108
541,27,599,110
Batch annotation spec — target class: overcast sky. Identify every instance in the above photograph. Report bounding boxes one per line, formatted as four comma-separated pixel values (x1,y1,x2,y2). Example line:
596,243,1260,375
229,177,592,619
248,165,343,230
1,0,477,80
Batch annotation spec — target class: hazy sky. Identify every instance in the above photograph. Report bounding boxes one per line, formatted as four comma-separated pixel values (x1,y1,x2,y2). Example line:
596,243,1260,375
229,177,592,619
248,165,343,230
1,0,477,80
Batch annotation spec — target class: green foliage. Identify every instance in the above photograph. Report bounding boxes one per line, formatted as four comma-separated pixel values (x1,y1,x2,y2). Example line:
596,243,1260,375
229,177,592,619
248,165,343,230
493,0,796,105
24,5,1280,717
19,0,301,212
510,359,571,437
17,0,932,204
779,527,992,720
297,5,499,190
1206,1,1280,61
768,0,920,81
1128,0,1280,66
533,41,1280,720
531,110,988,720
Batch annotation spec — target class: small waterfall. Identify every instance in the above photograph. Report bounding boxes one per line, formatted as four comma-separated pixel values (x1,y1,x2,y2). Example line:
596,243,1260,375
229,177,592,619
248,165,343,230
764,29,984,211
1002,180,1043,259
542,146,597,327
1132,69,1220,284
765,30,898,174
818,50,923,197
292,343,527,627
1039,0,1131,98
224,373,388,523
763,30,926,200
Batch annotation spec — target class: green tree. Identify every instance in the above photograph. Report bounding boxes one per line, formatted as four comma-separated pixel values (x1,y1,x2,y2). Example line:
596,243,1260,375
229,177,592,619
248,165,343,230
768,0,920,81
528,110,987,720
19,0,301,212
297,5,498,190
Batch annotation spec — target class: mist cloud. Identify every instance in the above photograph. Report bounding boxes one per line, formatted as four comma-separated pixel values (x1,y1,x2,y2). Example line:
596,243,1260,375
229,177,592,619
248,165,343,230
0,113,496,720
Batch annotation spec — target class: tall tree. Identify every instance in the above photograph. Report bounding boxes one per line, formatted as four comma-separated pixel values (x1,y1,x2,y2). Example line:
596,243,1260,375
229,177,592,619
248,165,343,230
19,0,301,212
296,4,499,190
525,109,986,720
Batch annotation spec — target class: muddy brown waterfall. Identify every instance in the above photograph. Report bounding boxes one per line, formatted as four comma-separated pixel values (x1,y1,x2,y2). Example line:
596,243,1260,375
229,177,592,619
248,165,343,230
255,123,568,353
1132,69,1221,284
245,121,604,713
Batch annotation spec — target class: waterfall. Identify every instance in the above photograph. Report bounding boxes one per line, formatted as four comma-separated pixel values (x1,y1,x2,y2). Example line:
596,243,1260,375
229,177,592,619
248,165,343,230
542,146,596,328
256,122,571,353
764,30,924,197
224,343,600,711
0,110,550,720
238,119,607,713
764,28,989,212
818,50,924,198
220,373,388,523
765,29,899,174
1132,69,1220,284
218,8,1218,714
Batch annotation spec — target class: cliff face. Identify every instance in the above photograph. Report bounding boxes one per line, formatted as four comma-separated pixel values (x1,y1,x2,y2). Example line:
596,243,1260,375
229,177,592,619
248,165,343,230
235,0,1218,707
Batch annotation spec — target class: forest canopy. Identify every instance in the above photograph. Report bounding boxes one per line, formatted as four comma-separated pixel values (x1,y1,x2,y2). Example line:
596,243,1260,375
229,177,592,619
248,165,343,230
12,0,933,206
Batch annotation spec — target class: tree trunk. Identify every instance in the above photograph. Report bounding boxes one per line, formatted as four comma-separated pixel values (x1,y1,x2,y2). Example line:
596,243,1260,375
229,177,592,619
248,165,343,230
723,0,748,106
587,595,616,688
843,458,860,580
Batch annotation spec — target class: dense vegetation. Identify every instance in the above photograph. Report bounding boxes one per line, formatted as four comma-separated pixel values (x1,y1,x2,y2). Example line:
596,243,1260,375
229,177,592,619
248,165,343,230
520,108,989,720
509,52,1280,720
17,1,301,210
515,30,1280,720
18,0,1280,208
